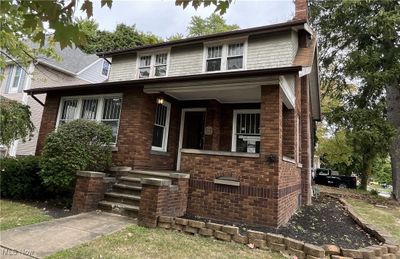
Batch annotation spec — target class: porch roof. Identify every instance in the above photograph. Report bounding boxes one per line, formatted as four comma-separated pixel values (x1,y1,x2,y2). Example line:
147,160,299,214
25,66,302,95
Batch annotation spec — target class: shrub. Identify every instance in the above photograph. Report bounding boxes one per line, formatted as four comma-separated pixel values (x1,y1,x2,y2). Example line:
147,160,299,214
0,156,46,200
40,120,113,193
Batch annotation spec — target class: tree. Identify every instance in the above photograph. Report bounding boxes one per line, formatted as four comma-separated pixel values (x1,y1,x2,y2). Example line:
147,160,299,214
78,20,163,54
310,1,400,196
167,33,185,42
0,96,35,152
1,0,232,70
188,14,239,37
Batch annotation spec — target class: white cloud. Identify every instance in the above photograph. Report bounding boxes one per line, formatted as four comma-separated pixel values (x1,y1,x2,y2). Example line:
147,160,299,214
77,0,294,39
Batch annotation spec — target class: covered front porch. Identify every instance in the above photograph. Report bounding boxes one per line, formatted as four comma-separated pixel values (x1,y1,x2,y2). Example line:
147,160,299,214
144,74,298,171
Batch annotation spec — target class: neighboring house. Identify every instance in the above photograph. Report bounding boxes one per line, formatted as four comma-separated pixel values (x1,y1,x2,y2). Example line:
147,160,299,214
0,44,110,156
27,0,320,227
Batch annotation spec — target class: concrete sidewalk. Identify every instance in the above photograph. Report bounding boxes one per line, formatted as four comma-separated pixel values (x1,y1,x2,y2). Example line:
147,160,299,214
0,212,136,259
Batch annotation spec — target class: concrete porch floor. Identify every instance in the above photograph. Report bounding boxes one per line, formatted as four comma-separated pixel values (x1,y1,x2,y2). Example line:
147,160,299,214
0,212,136,259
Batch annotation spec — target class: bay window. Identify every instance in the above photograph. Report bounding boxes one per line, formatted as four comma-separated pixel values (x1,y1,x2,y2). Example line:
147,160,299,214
232,110,260,153
57,95,122,144
151,101,171,152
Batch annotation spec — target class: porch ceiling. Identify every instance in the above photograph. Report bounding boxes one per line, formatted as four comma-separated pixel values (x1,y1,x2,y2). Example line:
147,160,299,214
143,76,279,103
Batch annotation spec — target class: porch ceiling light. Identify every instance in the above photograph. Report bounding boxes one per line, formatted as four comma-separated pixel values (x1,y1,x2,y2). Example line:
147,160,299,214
156,97,164,105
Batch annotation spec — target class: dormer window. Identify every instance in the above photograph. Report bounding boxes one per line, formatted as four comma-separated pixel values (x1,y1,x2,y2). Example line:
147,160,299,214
204,41,246,72
102,60,110,76
137,52,169,78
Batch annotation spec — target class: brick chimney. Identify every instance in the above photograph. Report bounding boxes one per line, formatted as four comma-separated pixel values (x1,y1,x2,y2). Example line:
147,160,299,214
293,0,308,21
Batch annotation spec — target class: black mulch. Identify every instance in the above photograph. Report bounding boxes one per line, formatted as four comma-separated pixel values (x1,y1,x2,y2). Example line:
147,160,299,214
184,194,380,249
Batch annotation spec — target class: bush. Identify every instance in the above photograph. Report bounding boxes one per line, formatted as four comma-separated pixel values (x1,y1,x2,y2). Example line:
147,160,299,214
0,156,46,199
40,120,113,193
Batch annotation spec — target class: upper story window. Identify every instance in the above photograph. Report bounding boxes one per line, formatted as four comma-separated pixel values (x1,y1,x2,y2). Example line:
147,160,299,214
5,65,26,94
204,41,246,72
137,52,169,78
151,101,171,152
232,110,260,154
102,60,110,76
58,94,122,144
227,43,244,70
139,55,151,78
206,46,223,72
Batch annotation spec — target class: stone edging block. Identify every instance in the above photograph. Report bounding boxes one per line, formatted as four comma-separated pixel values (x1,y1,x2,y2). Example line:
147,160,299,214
77,171,105,178
153,215,399,259
141,178,171,186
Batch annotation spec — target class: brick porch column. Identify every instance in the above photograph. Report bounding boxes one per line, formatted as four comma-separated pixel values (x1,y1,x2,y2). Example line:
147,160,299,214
260,85,283,170
138,178,171,228
71,171,106,213
260,85,283,225
300,77,312,205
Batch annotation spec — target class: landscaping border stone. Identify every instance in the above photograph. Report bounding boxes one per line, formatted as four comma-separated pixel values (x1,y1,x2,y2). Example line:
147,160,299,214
151,195,399,259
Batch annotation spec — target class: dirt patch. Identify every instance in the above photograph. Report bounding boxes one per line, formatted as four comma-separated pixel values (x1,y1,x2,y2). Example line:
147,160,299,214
28,200,75,218
317,185,400,208
185,194,380,249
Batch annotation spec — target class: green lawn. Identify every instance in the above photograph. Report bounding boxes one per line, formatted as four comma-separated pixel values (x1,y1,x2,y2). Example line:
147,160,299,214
0,199,53,231
47,225,284,259
347,198,400,243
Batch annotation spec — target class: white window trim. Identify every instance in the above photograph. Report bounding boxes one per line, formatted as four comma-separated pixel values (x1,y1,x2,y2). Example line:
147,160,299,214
203,37,248,73
231,109,260,152
8,65,24,93
136,49,170,79
56,93,123,144
151,101,171,152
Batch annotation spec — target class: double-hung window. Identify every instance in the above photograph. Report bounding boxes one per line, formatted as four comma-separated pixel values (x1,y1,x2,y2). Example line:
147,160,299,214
57,95,122,144
232,110,260,154
151,101,171,152
138,55,152,78
206,46,223,72
155,53,167,77
204,41,246,72
5,65,26,93
227,43,244,70
138,52,169,78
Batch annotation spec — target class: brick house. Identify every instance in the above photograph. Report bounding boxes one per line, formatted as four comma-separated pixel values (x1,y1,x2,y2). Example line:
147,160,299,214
27,0,320,227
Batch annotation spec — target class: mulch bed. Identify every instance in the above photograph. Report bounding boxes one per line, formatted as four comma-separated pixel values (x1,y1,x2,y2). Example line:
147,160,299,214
184,194,380,249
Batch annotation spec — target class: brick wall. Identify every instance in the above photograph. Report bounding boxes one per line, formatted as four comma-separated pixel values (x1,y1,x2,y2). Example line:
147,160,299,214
138,176,189,228
282,105,295,159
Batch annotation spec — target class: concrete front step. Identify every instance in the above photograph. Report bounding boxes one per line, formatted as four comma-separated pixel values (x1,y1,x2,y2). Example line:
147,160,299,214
112,183,142,195
128,169,177,180
98,201,139,217
104,192,141,206
117,176,141,187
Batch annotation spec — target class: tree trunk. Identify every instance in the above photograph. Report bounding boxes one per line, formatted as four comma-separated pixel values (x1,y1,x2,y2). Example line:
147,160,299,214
360,156,372,190
386,83,400,200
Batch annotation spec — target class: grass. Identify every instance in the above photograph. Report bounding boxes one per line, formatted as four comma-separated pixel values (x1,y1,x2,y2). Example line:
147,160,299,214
346,198,400,243
0,199,53,231
47,225,284,259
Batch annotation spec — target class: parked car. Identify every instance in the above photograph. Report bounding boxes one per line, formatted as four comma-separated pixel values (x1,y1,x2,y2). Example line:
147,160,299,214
313,168,357,189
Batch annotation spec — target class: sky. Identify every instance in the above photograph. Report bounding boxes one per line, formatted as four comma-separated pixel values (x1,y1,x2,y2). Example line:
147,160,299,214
77,0,294,39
